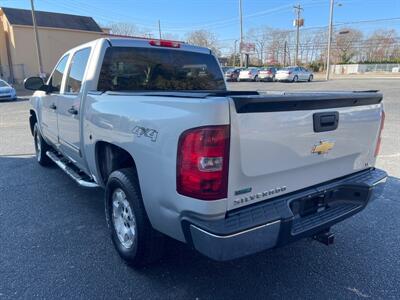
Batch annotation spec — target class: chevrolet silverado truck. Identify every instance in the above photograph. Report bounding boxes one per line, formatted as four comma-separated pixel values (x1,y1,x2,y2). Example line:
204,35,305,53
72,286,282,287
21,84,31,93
25,38,387,267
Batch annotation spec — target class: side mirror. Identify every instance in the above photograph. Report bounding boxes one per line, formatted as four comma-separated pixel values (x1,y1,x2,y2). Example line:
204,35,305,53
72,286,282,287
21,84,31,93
24,77,47,91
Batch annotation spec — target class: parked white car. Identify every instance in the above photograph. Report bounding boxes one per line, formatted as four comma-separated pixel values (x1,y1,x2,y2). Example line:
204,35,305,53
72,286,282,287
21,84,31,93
238,68,259,81
276,66,313,82
0,79,17,101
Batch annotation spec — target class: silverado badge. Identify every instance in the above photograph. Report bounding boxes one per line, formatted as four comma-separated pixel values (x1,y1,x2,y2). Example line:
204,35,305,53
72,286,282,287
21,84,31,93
312,141,335,155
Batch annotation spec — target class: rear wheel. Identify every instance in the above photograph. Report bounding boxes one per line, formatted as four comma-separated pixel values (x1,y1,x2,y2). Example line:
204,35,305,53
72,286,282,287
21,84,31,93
293,75,299,82
33,123,52,166
105,168,164,267
254,75,258,82
308,75,313,82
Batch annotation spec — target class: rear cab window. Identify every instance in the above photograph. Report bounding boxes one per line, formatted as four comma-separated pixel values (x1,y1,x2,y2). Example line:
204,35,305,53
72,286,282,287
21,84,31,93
97,47,226,92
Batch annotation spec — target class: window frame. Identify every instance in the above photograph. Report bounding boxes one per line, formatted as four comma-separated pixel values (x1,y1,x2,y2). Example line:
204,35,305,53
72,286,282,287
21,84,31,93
63,47,92,95
47,54,70,94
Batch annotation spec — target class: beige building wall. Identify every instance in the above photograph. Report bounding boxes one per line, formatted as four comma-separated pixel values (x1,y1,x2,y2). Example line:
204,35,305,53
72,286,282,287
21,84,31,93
12,26,103,79
0,11,104,82
0,13,12,78
12,26,103,77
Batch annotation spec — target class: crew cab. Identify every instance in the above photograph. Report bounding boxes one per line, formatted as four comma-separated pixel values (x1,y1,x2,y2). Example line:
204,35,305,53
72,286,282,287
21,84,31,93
25,38,387,267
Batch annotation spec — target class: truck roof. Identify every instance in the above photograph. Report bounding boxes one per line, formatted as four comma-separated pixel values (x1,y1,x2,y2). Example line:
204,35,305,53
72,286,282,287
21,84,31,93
106,37,212,54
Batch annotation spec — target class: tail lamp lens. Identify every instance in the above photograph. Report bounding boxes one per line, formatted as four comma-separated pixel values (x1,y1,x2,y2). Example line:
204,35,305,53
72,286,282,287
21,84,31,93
374,110,385,157
177,125,230,200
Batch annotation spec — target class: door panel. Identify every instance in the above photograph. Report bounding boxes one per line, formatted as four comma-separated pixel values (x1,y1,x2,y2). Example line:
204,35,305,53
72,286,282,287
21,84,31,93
40,55,69,145
57,47,91,166
40,93,58,144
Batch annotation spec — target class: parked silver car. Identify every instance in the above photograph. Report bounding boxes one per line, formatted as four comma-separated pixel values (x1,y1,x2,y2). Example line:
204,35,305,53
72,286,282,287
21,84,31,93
275,66,313,82
238,67,259,82
258,67,277,82
0,79,17,101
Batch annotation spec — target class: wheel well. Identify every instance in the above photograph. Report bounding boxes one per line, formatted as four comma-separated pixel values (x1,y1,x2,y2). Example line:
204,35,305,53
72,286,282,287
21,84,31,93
29,110,37,135
95,142,136,185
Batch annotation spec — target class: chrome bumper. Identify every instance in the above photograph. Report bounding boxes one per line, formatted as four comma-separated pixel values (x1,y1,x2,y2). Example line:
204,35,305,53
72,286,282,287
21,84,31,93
184,168,387,261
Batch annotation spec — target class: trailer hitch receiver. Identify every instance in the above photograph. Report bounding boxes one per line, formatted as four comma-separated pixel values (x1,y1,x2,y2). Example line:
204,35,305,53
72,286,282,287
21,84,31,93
313,230,335,246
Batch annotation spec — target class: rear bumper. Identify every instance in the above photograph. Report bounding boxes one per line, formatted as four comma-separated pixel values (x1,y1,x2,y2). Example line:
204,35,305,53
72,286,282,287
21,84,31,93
0,95,16,101
238,76,253,81
258,74,274,80
182,168,387,261
275,75,291,81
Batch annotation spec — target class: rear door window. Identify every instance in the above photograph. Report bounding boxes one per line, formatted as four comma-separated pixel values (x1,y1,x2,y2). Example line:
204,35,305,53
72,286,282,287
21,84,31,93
98,47,226,92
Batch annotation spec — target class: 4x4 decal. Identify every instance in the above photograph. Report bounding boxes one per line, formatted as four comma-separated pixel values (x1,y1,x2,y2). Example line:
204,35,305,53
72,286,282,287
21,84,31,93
132,126,158,142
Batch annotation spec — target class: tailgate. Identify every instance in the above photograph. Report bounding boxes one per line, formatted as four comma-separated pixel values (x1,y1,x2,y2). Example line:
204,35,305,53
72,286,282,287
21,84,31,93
227,92,383,210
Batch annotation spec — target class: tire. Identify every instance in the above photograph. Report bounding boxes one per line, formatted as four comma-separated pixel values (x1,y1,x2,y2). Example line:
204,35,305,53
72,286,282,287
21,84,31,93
308,75,313,82
33,123,52,166
253,75,258,82
105,168,164,267
293,75,299,82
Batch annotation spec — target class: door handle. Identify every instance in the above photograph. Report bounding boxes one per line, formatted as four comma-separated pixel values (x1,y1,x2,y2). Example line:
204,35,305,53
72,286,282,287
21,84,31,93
68,107,78,115
49,103,57,110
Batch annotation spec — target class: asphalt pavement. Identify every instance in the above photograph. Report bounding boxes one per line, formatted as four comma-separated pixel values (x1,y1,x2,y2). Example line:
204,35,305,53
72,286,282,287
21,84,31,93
0,79,399,299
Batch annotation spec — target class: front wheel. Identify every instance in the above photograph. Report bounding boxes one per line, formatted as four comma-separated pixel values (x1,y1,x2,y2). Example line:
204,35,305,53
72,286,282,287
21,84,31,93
33,123,52,166
105,168,164,267
308,75,313,82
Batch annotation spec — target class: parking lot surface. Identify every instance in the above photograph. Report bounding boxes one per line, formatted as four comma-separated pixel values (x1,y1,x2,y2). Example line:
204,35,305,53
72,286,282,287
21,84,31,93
1,79,399,299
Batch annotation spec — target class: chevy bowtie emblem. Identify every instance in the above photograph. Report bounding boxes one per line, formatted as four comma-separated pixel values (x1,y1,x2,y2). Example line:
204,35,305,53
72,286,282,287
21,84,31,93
312,141,335,154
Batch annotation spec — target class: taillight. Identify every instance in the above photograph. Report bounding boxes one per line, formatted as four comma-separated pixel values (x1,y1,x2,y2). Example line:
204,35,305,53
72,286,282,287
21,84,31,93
288,71,292,74
248,71,252,75
374,110,385,157
149,40,180,48
177,125,230,200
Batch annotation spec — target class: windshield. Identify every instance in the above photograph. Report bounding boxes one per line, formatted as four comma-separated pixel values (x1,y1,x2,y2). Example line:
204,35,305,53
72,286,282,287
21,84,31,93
98,47,226,92
0,80,9,87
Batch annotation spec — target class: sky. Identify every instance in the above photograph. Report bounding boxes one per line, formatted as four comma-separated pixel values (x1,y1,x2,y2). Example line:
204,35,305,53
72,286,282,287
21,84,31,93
1,0,400,53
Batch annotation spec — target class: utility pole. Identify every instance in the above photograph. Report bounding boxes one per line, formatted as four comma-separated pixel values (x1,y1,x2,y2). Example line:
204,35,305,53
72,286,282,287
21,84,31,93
30,0,44,77
233,39,238,67
293,4,303,66
239,0,244,67
158,20,162,40
283,41,287,67
326,0,334,80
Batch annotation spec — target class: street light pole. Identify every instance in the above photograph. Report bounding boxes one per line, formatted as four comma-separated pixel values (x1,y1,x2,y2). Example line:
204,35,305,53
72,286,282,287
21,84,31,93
158,20,162,40
239,0,243,67
234,39,238,67
30,0,44,77
326,0,334,80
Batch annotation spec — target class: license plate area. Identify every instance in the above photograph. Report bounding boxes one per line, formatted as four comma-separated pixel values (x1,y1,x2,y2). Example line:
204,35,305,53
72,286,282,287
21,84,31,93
290,194,328,218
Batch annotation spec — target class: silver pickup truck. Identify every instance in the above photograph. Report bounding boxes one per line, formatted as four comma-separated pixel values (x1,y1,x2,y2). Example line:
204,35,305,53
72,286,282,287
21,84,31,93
25,38,387,267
